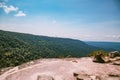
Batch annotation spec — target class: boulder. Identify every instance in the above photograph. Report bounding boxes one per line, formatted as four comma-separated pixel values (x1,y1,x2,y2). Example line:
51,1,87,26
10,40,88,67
109,51,120,58
73,73,101,80
93,53,105,63
37,75,54,80
73,73,91,80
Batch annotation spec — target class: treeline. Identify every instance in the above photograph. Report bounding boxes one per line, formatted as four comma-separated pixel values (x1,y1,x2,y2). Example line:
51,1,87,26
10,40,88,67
0,30,97,68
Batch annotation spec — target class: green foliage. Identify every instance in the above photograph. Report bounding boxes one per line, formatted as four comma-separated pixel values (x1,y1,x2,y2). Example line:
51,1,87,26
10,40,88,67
88,50,107,57
0,30,97,68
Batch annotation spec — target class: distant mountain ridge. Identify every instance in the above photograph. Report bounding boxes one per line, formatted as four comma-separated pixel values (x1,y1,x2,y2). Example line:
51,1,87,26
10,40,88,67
85,41,120,51
0,30,98,68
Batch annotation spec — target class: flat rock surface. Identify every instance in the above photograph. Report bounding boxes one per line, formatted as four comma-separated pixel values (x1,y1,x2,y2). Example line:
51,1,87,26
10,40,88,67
0,57,120,80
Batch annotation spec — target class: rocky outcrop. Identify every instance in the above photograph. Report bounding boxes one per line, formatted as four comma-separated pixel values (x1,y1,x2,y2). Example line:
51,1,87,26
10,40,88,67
73,73,101,80
93,53,105,63
108,51,120,58
37,75,54,80
92,51,120,63
0,58,120,80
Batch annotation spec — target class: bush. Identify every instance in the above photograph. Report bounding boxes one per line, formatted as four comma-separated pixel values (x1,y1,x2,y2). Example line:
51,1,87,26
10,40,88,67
88,50,107,57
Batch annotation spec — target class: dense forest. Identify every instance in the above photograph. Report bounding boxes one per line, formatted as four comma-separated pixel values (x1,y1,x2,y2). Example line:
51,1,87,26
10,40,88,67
0,30,99,68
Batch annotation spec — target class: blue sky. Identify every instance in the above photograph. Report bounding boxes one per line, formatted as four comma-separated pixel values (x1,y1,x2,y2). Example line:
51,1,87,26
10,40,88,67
0,0,120,42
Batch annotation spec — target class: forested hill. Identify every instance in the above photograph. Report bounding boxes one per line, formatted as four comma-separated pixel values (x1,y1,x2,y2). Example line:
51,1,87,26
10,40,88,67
0,30,97,68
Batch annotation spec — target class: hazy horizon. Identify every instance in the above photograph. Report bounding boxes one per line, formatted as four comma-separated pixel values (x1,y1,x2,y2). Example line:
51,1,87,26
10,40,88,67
0,0,120,42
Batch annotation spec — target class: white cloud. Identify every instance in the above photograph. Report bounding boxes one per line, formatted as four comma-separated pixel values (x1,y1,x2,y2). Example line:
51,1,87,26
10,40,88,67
15,11,26,17
3,5,18,14
0,2,26,17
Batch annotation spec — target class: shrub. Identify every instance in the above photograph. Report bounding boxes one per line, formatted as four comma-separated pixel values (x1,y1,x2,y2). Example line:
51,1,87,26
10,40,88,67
88,50,107,57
